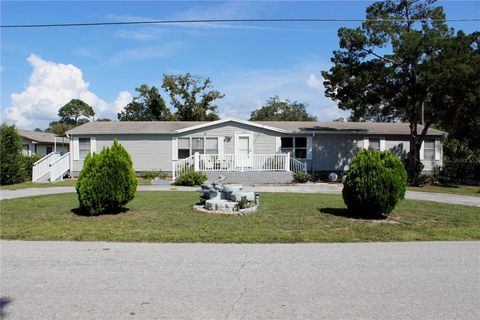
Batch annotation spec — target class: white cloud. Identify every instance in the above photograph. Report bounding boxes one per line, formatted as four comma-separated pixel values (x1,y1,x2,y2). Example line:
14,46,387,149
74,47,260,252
306,73,323,90
3,55,132,129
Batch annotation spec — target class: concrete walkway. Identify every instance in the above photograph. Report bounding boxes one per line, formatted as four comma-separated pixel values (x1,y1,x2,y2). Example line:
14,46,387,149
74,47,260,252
1,183,479,207
1,240,479,320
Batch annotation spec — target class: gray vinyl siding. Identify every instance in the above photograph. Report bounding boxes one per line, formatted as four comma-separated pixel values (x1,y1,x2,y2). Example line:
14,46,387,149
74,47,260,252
177,122,278,154
311,134,442,172
72,134,172,174
312,135,361,171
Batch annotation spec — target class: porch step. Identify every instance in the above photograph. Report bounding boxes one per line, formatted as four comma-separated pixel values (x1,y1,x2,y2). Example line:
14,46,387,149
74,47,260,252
204,171,293,185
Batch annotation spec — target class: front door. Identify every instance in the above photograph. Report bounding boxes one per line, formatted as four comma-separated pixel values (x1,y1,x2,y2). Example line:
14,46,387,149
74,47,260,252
235,133,253,169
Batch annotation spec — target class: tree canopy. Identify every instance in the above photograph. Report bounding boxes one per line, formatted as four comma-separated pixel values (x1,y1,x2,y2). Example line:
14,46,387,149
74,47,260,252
249,96,317,121
162,73,224,121
117,84,172,121
321,0,478,184
117,74,224,121
46,99,95,135
58,99,95,125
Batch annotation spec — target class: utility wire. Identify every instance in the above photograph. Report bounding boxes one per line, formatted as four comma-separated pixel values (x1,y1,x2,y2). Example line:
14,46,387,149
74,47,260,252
2,18,480,28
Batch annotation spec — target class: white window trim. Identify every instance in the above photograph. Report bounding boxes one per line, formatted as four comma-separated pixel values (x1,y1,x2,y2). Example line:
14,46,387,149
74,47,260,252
306,136,313,159
90,137,96,154
275,136,282,153
73,137,79,160
77,137,91,160
363,138,369,149
434,138,441,161
176,136,222,158
379,138,386,151
280,136,309,159
172,137,178,161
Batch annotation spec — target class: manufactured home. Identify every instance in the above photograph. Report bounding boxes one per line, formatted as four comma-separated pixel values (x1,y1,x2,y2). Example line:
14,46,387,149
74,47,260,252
18,130,69,156
31,118,445,183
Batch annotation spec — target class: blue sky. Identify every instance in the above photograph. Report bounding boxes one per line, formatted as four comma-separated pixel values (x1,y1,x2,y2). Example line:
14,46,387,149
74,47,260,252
1,0,479,129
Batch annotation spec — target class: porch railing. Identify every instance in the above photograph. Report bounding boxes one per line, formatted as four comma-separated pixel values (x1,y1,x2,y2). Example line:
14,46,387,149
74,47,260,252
49,152,70,182
172,153,306,180
32,152,61,182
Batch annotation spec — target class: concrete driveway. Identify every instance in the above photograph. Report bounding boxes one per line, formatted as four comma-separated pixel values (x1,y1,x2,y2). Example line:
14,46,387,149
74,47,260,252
1,241,479,319
1,184,479,207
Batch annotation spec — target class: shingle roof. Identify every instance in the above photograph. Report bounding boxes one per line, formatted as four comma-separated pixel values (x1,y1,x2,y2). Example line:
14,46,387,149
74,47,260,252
18,130,70,144
66,121,206,134
66,119,445,136
254,121,445,135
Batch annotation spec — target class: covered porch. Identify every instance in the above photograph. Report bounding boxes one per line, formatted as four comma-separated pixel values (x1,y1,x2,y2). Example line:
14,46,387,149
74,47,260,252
172,152,306,180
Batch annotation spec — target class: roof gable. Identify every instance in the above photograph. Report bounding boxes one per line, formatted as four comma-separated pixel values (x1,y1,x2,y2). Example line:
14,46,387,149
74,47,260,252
174,118,286,134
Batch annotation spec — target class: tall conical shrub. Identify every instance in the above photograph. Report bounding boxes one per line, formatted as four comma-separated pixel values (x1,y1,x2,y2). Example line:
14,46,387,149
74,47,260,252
342,149,407,217
76,139,137,215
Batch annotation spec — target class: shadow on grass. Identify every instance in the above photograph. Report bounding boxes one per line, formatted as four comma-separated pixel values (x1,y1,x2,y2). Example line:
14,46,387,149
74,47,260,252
71,207,130,217
319,207,387,220
1,297,12,319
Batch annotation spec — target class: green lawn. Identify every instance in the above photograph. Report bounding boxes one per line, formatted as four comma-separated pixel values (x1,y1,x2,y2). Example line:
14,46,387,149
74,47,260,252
1,192,478,243
408,184,480,197
0,178,153,190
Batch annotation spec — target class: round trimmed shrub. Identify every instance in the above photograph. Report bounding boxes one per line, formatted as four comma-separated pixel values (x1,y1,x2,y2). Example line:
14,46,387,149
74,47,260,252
174,169,207,186
342,149,407,217
76,139,137,215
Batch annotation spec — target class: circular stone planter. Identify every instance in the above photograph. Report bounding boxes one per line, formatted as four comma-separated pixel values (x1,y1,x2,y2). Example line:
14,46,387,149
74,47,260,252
193,204,258,215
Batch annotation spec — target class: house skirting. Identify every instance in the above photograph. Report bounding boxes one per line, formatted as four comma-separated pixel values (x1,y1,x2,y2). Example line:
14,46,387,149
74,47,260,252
204,171,293,185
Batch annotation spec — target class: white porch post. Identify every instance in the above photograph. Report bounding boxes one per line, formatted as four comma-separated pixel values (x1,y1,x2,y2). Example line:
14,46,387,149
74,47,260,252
286,152,291,171
172,161,176,181
194,152,200,172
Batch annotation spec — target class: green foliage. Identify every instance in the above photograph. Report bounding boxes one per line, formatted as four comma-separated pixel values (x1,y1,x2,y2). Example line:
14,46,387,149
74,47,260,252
162,73,224,121
142,170,168,180
45,121,74,135
342,149,407,217
322,0,479,185
20,154,42,181
292,171,312,183
118,84,172,121
45,99,94,134
441,138,480,182
59,99,95,125
250,96,316,121
76,139,137,215
174,169,207,186
0,124,26,185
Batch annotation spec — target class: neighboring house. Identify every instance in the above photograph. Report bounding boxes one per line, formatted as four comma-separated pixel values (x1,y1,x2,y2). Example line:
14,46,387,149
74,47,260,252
52,118,445,184
18,130,69,156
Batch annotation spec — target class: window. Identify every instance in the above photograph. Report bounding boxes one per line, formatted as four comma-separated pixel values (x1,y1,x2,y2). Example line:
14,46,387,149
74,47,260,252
178,137,220,158
295,137,307,159
205,138,218,154
79,138,91,159
178,138,190,159
368,138,380,151
192,137,204,155
423,139,435,161
46,146,53,154
281,137,308,159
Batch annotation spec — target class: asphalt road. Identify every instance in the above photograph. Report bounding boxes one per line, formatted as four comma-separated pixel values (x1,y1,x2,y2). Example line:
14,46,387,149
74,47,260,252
1,241,479,319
